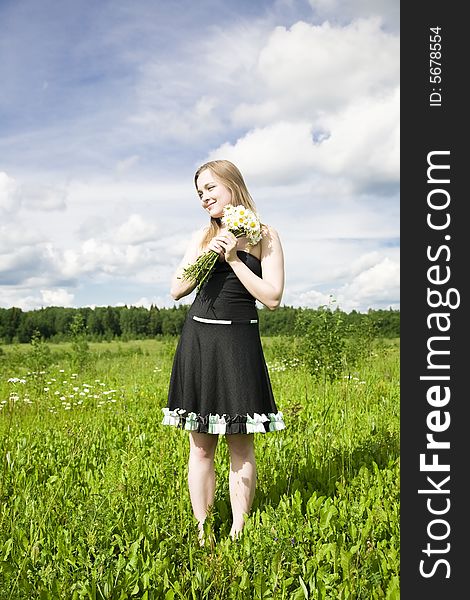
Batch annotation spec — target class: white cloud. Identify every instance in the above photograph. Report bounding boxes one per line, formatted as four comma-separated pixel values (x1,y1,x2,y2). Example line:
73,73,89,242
0,224,45,253
201,17,399,188
0,176,201,298
0,246,38,273
116,155,140,173
58,239,158,279
294,289,333,308
130,295,176,309
0,172,19,212
207,120,316,184
348,251,386,276
313,88,399,184
0,290,42,311
232,18,399,127
208,86,399,187
113,214,158,245
40,288,74,307
283,254,399,312
0,171,67,214
337,256,399,311
126,18,272,146
19,184,67,211
0,286,74,311
129,67,224,143
283,244,399,312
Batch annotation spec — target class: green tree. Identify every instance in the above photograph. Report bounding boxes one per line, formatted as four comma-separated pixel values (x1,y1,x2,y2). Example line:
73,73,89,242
0,307,24,343
27,329,53,373
148,305,163,336
69,312,90,372
102,306,121,338
295,304,346,383
161,305,189,335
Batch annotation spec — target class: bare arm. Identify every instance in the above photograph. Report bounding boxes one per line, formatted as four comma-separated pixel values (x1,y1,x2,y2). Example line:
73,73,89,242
170,228,207,300
225,225,285,310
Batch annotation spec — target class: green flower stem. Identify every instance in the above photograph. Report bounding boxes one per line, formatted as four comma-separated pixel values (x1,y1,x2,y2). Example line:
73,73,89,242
181,250,218,288
181,232,246,289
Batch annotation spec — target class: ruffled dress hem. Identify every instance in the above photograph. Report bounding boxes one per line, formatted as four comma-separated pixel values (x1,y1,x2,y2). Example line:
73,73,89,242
162,407,285,435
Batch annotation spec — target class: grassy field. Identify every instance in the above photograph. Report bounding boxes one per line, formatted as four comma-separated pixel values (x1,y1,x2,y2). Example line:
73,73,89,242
0,336,399,599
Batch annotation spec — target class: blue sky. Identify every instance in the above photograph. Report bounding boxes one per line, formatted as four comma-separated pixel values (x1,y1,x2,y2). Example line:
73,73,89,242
0,0,399,312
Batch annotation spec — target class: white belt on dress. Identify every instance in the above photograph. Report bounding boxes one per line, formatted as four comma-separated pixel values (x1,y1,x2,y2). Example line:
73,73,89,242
193,315,258,324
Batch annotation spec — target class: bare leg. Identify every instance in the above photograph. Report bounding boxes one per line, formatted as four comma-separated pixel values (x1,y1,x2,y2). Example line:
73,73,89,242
188,432,219,542
226,434,256,539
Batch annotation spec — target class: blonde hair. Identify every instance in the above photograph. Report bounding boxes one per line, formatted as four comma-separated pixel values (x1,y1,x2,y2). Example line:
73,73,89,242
194,159,261,250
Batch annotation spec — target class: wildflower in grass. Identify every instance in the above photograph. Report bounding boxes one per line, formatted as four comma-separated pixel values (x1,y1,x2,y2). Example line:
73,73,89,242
181,204,262,288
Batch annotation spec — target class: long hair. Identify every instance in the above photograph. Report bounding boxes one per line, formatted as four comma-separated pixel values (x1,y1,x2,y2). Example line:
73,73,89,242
194,160,260,250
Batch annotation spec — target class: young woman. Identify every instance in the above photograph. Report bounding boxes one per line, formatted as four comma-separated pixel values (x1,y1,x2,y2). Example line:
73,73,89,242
162,159,285,542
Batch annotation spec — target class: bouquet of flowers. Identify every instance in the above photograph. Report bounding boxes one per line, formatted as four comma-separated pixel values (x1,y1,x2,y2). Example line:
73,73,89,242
181,204,262,289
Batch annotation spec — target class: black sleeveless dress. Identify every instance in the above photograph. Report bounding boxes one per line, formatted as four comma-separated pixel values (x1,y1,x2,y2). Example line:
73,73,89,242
162,250,285,434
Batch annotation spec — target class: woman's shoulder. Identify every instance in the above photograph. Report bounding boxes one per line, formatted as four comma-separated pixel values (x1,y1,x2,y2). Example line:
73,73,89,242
261,223,281,241
259,224,283,259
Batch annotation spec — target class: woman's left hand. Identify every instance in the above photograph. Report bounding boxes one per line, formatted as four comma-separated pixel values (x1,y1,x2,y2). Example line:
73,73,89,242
218,231,238,262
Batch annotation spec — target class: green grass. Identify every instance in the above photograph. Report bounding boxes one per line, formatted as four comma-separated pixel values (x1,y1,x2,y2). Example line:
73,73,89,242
0,338,399,599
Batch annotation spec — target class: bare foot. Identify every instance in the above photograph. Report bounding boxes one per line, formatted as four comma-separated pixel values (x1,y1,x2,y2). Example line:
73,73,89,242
229,527,242,541
198,522,205,546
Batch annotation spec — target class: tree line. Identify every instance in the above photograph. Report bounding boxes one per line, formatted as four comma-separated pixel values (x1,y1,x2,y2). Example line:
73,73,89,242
0,305,400,344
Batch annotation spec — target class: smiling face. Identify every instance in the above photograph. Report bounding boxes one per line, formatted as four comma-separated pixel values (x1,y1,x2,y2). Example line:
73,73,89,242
196,168,232,219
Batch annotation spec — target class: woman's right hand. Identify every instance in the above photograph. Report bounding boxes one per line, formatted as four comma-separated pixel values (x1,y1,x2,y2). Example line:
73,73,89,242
206,236,226,260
